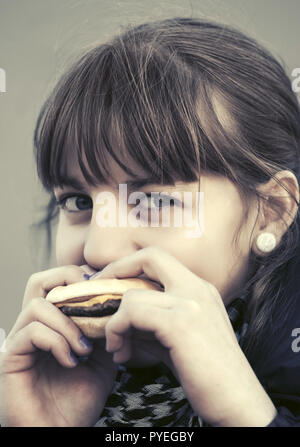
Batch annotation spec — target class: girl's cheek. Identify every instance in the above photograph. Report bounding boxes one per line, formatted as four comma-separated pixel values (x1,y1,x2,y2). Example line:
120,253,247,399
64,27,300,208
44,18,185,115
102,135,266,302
55,217,87,266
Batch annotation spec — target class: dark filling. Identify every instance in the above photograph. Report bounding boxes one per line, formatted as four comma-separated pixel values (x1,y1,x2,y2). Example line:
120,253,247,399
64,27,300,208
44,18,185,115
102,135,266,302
59,299,121,317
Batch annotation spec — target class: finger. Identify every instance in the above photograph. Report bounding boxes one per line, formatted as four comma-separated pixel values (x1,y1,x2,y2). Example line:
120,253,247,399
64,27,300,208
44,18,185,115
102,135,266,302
8,297,93,357
110,328,159,364
6,321,79,369
80,264,98,277
112,331,133,364
93,246,194,291
122,289,176,308
113,334,171,367
105,302,172,356
105,289,177,353
23,265,90,307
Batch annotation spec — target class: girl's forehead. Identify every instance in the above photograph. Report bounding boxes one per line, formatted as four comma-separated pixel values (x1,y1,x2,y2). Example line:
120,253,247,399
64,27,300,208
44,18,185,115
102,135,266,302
62,148,155,189
56,150,205,192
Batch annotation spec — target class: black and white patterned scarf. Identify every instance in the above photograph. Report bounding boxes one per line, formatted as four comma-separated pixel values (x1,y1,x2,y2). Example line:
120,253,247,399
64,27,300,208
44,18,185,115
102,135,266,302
95,292,250,427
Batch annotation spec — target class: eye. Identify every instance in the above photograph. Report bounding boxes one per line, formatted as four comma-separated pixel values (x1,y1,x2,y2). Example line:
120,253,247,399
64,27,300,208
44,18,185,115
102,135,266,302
56,194,92,213
139,193,179,209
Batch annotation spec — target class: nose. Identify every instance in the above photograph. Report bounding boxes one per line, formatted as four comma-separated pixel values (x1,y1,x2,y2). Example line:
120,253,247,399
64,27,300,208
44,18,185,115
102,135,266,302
82,220,141,272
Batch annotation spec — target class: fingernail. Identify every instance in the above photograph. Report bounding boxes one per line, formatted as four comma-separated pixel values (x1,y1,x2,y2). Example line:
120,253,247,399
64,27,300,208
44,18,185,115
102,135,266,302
88,271,102,280
79,335,93,350
78,355,89,363
69,351,78,365
83,273,91,280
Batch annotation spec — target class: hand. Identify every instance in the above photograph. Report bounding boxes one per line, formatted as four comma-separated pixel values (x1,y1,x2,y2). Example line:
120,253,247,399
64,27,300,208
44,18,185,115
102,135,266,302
0,265,118,427
95,246,277,426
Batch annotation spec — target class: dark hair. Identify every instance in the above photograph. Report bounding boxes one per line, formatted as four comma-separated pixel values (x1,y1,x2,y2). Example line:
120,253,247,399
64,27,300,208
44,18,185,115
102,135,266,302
33,17,300,369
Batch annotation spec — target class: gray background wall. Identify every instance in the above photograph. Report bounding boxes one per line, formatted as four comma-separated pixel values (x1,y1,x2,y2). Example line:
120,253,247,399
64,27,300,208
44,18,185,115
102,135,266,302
0,0,299,341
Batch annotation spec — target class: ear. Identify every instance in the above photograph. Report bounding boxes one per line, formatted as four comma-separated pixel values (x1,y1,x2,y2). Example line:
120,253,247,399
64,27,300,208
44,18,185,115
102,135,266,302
252,170,299,256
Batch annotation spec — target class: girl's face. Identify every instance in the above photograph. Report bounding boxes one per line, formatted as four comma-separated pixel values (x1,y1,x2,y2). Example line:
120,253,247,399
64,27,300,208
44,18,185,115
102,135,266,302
54,153,258,306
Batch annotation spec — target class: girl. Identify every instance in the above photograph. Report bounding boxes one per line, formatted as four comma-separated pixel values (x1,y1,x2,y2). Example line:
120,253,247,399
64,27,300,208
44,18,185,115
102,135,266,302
1,16,300,427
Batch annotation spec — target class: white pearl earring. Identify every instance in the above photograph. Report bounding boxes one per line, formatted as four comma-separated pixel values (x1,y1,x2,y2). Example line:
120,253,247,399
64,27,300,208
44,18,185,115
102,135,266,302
256,232,277,253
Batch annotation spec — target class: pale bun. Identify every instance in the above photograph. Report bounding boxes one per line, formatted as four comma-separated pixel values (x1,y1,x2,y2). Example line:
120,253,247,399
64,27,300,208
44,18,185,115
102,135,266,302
46,277,159,304
45,277,161,339
69,316,111,339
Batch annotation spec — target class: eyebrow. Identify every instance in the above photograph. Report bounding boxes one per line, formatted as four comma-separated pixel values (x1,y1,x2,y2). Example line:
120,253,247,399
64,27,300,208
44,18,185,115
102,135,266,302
55,176,176,191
